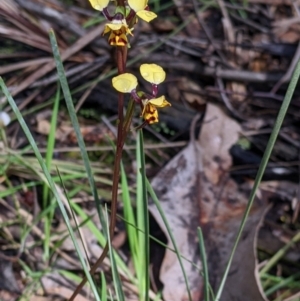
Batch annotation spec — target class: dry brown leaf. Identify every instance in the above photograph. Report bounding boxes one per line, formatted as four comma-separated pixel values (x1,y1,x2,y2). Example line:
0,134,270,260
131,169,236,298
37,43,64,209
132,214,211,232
149,103,269,301
225,82,247,102
200,104,241,184
149,138,203,301
181,78,206,111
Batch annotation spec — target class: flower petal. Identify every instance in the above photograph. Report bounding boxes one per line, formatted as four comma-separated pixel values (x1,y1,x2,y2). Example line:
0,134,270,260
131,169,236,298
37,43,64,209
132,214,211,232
142,103,159,124
127,0,148,12
112,73,138,93
104,22,132,34
88,0,109,11
136,10,157,22
105,23,123,31
140,64,166,84
149,95,171,108
103,20,133,46
108,32,128,46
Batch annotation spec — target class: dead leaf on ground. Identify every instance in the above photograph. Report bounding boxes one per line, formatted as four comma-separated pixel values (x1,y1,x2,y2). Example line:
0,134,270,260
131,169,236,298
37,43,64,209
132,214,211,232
149,103,269,301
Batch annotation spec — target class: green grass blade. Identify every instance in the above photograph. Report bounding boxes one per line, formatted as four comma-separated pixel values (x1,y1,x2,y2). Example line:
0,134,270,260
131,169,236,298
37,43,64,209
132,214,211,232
120,162,139,269
0,77,100,301
260,231,300,276
48,30,107,235
105,206,125,301
136,130,150,301
215,59,300,301
43,86,60,206
43,86,60,260
59,270,84,284
197,227,211,301
70,201,132,278
100,272,108,301
264,272,300,297
146,179,193,301
59,170,91,269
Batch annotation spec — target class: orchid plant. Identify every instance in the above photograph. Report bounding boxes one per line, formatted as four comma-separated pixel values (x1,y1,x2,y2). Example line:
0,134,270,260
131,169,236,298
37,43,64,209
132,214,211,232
69,1,171,300
112,63,171,125
89,0,170,125
90,0,157,47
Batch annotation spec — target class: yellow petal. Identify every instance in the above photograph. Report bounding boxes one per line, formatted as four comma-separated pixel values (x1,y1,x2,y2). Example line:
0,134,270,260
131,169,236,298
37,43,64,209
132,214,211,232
105,23,123,31
149,96,171,108
140,64,166,84
88,0,109,11
110,33,128,46
136,10,157,22
112,73,138,93
127,0,148,12
142,103,159,124
103,20,133,35
108,32,125,46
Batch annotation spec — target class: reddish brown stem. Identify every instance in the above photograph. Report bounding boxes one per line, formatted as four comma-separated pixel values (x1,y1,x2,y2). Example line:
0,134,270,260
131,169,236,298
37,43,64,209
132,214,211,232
68,46,128,301
117,0,125,6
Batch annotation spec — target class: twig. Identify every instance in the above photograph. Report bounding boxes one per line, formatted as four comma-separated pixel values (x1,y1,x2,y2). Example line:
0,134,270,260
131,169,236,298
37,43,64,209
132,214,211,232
271,1,300,94
147,58,285,82
30,57,108,88
191,0,231,68
15,0,86,36
216,0,235,43
1,23,105,104
230,13,270,33
216,76,246,120
75,65,111,113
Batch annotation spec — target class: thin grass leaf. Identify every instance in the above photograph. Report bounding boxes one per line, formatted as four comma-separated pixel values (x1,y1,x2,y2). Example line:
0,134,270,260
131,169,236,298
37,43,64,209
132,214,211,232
43,86,60,260
43,86,60,206
120,162,139,271
197,227,210,301
70,201,132,278
215,59,300,301
59,169,91,269
260,231,300,276
100,272,108,301
264,272,300,297
105,206,125,301
0,77,100,301
136,130,150,301
0,181,39,198
59,270,83,283
48,30,107,235
146,179,193,301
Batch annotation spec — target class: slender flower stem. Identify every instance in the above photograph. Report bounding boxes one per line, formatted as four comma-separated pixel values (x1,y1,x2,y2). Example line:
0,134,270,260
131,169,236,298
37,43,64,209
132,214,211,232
67,1,165,299
117,0,125,6
102,8,113,21
68,45,129,301
122,98,135,137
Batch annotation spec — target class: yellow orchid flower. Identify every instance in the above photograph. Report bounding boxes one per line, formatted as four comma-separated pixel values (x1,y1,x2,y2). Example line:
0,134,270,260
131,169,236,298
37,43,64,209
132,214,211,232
141,96,171,124
112,73,138,93
127,0,147,11
127,0,157,22
88,0,109,11
140,64,166,85
103,20,133,46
